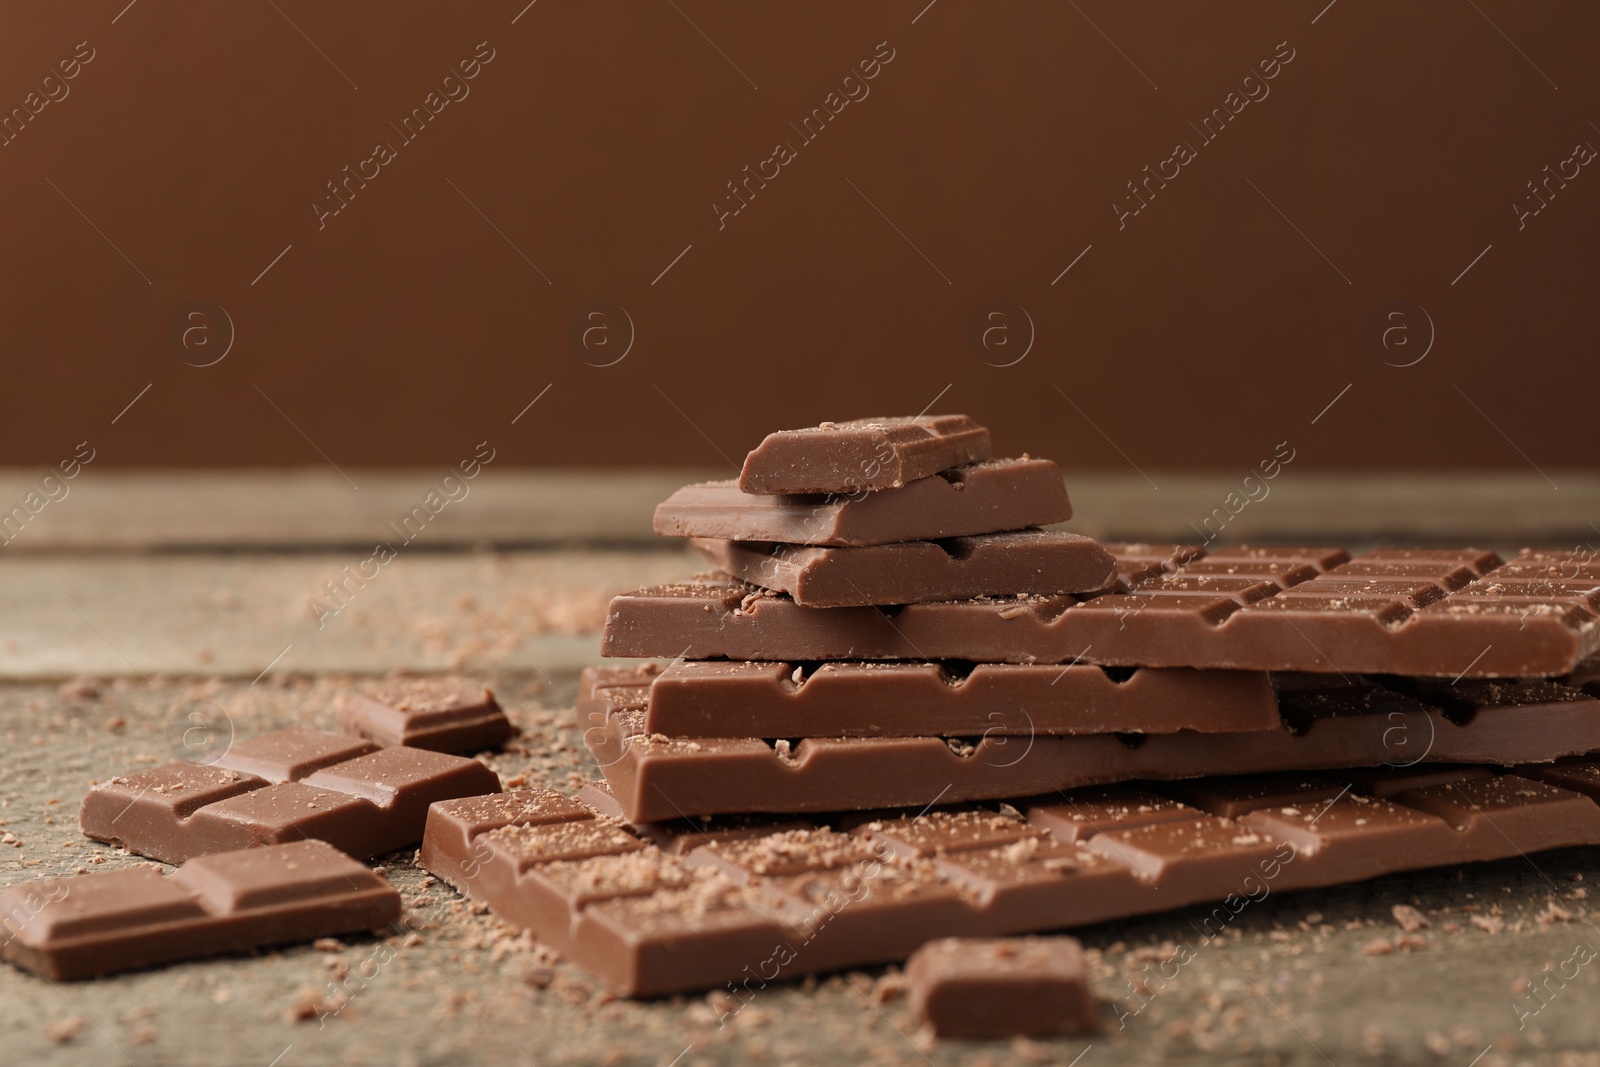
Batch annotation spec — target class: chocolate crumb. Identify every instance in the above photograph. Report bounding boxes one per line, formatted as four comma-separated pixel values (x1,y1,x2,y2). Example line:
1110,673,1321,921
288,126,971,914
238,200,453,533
45,1015,86,1044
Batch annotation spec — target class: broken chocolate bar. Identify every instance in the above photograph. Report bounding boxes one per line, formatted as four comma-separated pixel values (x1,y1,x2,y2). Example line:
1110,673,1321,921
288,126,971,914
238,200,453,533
80,729,501,864
579,661,1282,737
338,677,513,753
0,840,399,980
602,547,1600,677
691,530,1116,607
906,936,1100,1038
739,415,991,495
583,676,1600,820
654,458,1072,547
420,761,1600,996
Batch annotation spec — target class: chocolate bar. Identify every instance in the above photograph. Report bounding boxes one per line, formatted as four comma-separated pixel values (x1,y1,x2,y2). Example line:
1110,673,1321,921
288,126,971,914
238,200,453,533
738,415,991,495
0,840,399,980
653,458,1071,547
420,761,1600,996
906,937,1099,1038
583,676,1600,819
691,530,1116,607
338,678,513,753
579,661,1282,737
602,547,1600,677
573,778,814,853
80,729,501,864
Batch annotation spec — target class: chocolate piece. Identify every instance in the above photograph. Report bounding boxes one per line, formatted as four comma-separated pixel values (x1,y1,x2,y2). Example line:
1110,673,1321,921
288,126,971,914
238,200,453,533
583,661,1281,737
577,662,661,705
575,775,816,853
0,840,399,980
574,779,628,820
338,677,513,753
603,547,1600,676
80,729,501,863
420,762,1600,996
906,936,1099,1038
653,458,1071,547
738,415,991,495
583,677,1600,820
691,530,1116,607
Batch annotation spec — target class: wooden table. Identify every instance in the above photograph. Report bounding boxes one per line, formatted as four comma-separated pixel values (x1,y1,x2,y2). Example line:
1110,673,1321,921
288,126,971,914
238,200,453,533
2,471,1596,1066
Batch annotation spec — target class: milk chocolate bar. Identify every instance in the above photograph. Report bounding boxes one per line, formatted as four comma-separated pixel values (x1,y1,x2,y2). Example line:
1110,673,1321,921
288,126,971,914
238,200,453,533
338,678,513,753
80,729,501,864
572,778,815,853
583,676,1600,819
654,458,1072,547
579,661,1281,737
691,530,1116,607
420,761,1600,996
0,840,400,980
906,937,1099,1038
739,415,991,495
602,547,1600,677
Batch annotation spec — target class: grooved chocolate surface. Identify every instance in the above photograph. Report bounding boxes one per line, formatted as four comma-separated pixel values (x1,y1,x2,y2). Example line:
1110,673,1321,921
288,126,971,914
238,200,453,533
738,415,991,495
79,729,502,864
654,458,1072,547
338,678,513,753
420,761,1600,996
603,546,1600,676
906,936,1099,1038
582,677,1600,820
0,840,400,980
691,530,1117,607
579,661,1282,738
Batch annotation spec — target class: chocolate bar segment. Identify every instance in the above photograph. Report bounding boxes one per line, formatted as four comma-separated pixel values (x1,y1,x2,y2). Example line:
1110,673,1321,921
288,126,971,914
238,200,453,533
691,530,1116,607
906,937,1100,1038
739,415,991,495
584,661,1281,737
80,729,501,863
578,662,661,705
584,677,1600,820
338,677,513,753
654,458,1072,547
603,547,1600,676
0,840,400,980
420,763,1600,996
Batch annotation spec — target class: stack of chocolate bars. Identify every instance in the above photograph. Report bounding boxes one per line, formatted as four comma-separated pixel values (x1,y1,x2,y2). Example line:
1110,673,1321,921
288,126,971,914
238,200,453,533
422,414,1600,997
13,414,1600,1015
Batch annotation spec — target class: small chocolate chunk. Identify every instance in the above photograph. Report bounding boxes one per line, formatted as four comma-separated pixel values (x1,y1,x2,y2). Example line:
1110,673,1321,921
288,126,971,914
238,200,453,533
739,415,991,495
339,677,513,753
906,936,1100,1038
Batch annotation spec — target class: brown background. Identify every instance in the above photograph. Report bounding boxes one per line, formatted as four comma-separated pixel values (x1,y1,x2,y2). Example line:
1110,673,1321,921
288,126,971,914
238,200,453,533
3,0,1596,473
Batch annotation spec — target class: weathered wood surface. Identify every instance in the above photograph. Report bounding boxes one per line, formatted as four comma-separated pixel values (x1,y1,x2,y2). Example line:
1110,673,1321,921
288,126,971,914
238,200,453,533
1,470,1595,550
2,472,1598,1066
